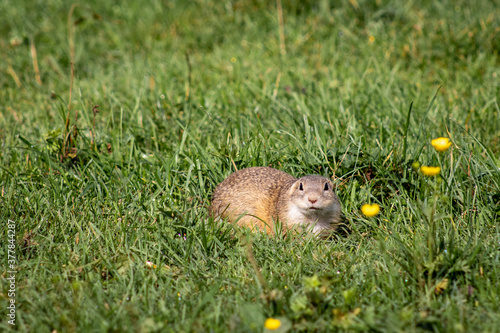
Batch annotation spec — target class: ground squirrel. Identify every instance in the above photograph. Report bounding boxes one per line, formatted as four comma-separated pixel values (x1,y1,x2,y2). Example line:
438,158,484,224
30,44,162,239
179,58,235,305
210,167,341,236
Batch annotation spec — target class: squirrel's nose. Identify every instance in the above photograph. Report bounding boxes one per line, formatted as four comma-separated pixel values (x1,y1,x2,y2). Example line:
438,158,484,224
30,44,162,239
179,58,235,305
308,197,318,204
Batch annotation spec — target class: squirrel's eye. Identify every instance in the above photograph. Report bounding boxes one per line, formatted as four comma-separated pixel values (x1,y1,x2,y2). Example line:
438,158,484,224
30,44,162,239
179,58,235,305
324,183,329,191
299,183,304,191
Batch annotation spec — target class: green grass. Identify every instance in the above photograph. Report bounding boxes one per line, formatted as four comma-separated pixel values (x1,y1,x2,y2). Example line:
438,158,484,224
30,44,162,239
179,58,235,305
1,0,499,331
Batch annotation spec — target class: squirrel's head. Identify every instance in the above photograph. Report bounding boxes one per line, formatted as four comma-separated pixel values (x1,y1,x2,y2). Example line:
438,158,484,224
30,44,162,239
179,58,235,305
288,175,340,216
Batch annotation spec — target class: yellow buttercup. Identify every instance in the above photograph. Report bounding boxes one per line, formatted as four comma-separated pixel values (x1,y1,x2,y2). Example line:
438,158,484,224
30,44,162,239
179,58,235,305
420,166,441,176
361,204,380,217
431,137,452,152
264,318,281,330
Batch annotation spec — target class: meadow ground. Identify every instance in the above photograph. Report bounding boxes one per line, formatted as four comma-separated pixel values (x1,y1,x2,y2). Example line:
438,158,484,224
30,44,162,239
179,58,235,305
1,0,499,332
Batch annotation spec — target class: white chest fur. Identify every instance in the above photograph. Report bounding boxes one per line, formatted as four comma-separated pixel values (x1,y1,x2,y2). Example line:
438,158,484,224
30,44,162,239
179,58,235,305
286,205,332,234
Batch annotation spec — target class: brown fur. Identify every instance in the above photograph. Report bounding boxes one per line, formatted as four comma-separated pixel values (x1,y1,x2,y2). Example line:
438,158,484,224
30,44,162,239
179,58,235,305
210,167,341,236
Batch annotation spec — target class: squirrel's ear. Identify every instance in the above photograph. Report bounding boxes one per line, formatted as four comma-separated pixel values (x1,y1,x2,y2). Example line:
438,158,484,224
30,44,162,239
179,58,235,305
299,183,304,191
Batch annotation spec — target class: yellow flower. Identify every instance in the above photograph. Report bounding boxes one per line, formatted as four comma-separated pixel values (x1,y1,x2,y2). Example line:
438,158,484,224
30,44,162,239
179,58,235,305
361,204,380,217
145,261,157,269
264,318,281,330
420,166,441,176
369,36,375,42
431,137,452,152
